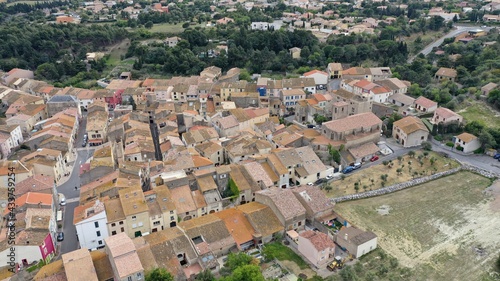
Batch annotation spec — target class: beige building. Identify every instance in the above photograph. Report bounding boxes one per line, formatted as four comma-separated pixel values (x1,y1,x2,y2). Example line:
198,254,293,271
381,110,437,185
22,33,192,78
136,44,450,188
21,148,65,184
392,116,429,147
255,188,306,231
298,231,335,267
431,107,463,125
119,186,151,238
434,67,457,82
327,62,343,79
322,112,382,149
86,110,108,146
105,233,145,281
62,248,99,281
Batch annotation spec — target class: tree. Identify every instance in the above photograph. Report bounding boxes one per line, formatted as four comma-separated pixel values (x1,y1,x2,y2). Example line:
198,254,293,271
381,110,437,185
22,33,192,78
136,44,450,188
195,269,216,281
221,264,265,281
313,113,328,125
327,144,341,164
408,150,415,158
422,141,432,151
144,21,154,28
146,268,174,281
479,131,497,149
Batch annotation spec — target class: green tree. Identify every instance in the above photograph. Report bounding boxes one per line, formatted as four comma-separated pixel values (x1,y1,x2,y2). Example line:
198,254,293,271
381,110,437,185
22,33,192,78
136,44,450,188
327,144,341,164
195,269,216,281
221,265,265,281
146,268,174,281
479,131,497,149
313,113,329,125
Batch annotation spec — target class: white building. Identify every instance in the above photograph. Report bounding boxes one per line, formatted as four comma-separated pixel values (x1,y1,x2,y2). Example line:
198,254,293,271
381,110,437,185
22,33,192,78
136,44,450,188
251,22,269,30
454,132,481,154
335,227,377,258
0,124,24,159
74,200,109,251
303,70,328,87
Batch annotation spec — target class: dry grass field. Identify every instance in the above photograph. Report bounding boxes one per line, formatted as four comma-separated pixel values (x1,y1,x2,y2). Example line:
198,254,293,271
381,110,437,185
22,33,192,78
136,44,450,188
335,171,500,281
325,150,460,198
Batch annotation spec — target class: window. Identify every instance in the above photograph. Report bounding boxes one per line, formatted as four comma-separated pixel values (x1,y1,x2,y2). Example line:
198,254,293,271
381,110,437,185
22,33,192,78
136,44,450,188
132,216,136,220
138,222,143,227
170,211,174,214
96,231,101,237
94,222,99,228
128,277,132,281
170,216,175,221
98,240,103,245
111,223,116,227
112,231,117,235
132,224,137,229
119,221,124,225
153,221,160,226
121,227,124,232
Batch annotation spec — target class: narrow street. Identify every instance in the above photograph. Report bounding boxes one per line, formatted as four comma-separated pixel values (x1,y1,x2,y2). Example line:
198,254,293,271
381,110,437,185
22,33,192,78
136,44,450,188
56,112,96,255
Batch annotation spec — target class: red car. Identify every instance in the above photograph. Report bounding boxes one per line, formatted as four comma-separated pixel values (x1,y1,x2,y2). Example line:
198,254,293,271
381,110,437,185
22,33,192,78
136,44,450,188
370,155,379,162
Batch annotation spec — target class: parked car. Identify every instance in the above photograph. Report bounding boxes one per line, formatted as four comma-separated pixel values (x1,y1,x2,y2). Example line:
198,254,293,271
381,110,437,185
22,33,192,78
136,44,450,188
326,174,333,180
494,153,500,159
57,232,64,242
342,166,354,174
353,163,362,169
307,124,316,129
59,194,66,206
307,182,314,186
82,141,87,147
315,178,326,185
370,155,379,162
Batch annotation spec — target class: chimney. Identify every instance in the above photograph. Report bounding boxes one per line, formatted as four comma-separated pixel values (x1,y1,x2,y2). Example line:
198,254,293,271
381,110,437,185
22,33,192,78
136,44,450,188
344,233,348,241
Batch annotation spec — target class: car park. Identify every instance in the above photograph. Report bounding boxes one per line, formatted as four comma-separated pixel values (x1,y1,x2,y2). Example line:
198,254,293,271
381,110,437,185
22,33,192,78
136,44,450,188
370,155,379,162
342,166,354,174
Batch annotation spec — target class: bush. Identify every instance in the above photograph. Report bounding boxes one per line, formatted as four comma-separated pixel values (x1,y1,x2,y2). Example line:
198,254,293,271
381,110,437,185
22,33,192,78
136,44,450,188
434,135,443,141
421,141,432,151
445,142,454,147
456,145,464,151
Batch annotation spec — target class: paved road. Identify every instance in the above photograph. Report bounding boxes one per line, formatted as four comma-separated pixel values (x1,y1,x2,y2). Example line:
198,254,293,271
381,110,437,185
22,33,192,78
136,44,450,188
408,25,493,63
56,113,96,255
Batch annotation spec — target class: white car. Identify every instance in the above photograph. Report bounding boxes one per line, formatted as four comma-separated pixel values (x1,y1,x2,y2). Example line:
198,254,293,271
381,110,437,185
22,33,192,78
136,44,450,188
307,182,314,186
59,194,66,206
326,174,333,180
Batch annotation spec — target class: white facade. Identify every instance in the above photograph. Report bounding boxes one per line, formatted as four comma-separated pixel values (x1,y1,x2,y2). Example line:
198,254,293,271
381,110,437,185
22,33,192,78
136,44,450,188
304,72,328,86
0,245,42,266
372,92,391,103
251,22,269,30
75,211,109,251
79,98,93,110
355,237,378,258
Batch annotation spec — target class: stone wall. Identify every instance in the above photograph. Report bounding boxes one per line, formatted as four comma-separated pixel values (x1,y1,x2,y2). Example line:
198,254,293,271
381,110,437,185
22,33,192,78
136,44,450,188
331,164,499,203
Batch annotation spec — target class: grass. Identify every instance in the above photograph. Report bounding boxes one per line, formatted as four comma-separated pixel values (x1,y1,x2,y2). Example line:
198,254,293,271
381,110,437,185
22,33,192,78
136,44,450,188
149,22,206,34
406,30,445,55
263,242,309,270
324,150,460,198
457,99,500,129
334,171,499,281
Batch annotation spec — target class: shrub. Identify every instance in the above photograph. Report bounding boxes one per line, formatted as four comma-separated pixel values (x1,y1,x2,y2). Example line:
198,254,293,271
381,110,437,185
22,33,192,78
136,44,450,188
445,142,454,147
434,135,443,141
421,141,432,151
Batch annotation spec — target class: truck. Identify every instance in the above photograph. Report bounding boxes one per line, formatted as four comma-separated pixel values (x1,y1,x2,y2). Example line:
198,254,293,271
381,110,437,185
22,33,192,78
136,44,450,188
327,256,345,271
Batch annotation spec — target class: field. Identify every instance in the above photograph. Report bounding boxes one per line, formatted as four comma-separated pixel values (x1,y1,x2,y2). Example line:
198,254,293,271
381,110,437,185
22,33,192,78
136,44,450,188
458,99,500,129
149,22,206,34
334,171,500,281
325,150,460,198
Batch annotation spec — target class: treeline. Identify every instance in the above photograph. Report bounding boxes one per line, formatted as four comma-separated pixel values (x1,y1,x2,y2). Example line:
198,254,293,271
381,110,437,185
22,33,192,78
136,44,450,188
0,1,70,17
0,23,128,82
126,24,413,76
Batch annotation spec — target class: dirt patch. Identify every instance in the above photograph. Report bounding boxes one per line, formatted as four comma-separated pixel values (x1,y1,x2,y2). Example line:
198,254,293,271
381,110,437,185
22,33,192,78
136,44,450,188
335,171,500,280
280,260,316,279
486,180,500,212
376,205,391,215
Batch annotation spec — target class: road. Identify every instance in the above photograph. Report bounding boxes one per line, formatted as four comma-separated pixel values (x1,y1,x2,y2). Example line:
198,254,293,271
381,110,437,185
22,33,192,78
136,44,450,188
408,25,493,63
57,113,95,255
